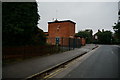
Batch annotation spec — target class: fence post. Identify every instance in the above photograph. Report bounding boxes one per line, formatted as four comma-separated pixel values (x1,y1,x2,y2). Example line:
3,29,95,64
79,39,81,48
61,37,63,52
73,38,75,49
69,38,70,51
77,39,78,48
75,39,77,48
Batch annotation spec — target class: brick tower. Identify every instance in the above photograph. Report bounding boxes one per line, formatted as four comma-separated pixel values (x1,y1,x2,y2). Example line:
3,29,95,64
47,20,76,45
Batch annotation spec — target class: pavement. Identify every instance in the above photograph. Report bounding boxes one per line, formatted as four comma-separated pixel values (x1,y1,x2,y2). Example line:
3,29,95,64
2,44,97,79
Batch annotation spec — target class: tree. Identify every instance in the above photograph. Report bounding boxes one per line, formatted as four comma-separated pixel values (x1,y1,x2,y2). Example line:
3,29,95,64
75,29,93,43
95,30,112,44
34,28,46,45
3,2,45,46
113,23,120,43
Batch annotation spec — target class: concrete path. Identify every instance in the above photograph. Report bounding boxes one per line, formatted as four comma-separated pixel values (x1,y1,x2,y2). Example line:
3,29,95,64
2,44,97,79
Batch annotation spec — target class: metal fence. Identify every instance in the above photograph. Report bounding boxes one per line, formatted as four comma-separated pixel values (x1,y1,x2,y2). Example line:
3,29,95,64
46,37,82,51
3,37,83,62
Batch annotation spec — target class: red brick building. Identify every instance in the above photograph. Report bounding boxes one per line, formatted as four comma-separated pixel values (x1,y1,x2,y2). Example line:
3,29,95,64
47,20,76,45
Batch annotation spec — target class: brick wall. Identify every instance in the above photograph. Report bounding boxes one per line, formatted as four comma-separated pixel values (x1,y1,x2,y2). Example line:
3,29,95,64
47,20,75,45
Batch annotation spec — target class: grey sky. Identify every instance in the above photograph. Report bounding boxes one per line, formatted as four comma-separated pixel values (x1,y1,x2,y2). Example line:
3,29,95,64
37,2,118,34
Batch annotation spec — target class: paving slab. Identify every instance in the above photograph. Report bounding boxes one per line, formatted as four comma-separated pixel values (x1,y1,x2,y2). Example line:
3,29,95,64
2,44,97,78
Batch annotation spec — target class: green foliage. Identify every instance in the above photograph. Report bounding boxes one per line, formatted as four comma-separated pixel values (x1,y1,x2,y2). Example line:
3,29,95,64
113,23,120,41
75,29,93,43
3,2,46,46
34,28,46,45
95,30,112,44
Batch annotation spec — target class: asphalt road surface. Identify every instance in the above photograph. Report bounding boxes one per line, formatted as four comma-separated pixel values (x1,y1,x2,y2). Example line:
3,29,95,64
52,45,119,78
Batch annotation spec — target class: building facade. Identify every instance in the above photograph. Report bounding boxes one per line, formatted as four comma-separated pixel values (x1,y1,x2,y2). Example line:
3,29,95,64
47,20,76,45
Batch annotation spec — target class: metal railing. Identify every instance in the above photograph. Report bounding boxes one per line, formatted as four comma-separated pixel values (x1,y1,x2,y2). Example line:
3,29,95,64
46,37,82,51
3,37,83,63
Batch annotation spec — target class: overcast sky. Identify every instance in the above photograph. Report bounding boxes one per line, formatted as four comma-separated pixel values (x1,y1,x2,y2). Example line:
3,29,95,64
37,1,119,34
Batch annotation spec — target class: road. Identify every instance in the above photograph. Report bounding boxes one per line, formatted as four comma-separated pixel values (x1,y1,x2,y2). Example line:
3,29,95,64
51,45,119,78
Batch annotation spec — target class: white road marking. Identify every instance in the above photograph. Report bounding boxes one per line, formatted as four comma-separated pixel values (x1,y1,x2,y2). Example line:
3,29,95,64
51,46,101,78
113,45,120,48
